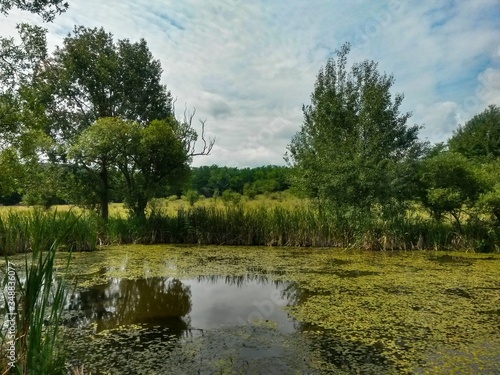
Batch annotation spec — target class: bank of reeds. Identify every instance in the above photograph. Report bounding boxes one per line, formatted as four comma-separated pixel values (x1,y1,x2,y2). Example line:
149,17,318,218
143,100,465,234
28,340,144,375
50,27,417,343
0,205,498,254
1,214,77,374
0,209,98,255
107,206,500,252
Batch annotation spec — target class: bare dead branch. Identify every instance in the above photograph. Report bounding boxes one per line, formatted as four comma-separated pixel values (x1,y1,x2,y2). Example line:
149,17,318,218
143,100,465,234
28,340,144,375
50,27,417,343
177,105,215,157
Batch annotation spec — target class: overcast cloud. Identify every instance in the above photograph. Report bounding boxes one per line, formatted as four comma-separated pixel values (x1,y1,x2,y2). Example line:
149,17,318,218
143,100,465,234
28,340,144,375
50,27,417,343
2,0,499,167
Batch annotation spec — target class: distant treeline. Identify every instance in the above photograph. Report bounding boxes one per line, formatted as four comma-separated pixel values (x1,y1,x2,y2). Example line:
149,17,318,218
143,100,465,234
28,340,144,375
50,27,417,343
188,165,290,198
0,165,290,205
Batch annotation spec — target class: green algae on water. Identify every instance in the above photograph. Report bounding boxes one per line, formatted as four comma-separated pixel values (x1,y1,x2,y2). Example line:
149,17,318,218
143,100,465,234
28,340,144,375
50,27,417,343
20,245,500,374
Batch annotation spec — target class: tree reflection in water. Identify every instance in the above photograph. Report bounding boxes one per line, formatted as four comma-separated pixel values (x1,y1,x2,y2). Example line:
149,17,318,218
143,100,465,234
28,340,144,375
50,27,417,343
67,277,192,333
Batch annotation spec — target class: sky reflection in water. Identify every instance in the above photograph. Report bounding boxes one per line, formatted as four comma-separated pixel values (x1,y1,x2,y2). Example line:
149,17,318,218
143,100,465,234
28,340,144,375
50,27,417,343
65,272,297,335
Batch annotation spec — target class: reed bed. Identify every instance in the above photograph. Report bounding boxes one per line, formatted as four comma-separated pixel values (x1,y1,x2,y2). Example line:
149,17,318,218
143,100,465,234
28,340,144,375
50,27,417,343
107,205,499,252
0,204,498,255
0,209,99,255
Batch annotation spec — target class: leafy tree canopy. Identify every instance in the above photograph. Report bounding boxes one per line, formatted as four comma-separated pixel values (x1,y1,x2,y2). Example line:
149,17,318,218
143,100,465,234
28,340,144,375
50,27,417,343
40,26,174,145
448,105,500,161
0,0,68,21
69,117,192,218
287,43,424,213
418,151,485,229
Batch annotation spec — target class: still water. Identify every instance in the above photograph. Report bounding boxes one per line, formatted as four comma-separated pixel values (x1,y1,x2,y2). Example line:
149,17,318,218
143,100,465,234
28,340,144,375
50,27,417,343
4,244,500,374
62,272,311,374
64,273,297,334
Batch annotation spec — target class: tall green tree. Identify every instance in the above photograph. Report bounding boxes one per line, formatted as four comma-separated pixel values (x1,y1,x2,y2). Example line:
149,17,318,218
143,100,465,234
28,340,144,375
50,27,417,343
38,26,174,146
0,24,59,204
286,43,423,214
37,27,214,216
448,105,500,161
0,1,73,207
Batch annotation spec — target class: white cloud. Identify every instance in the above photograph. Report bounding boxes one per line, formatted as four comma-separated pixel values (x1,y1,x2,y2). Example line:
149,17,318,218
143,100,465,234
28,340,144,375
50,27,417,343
1,0,499,166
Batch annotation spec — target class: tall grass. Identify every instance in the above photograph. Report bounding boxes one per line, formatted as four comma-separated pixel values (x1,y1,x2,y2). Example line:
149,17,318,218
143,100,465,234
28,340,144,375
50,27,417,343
1,213,78,374
0,204,498,253
107,205,500,252
0,209,98,255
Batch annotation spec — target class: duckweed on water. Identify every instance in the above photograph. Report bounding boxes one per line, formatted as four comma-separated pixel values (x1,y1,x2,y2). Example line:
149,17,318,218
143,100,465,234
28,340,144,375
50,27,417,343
4,245,499,373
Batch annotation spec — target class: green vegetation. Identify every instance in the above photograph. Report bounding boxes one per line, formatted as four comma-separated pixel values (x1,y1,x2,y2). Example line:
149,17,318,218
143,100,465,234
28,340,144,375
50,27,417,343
1,27,497,252
1,198,498,255
0,0,68,21
1,212,76,374
0,209,98,254
189,164,290,198
0,24,213,218
287,43,423,216
1,4,499,373
449,104,500,161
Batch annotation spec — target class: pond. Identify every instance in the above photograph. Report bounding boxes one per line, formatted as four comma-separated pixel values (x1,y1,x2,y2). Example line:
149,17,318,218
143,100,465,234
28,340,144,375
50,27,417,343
5,245,500,373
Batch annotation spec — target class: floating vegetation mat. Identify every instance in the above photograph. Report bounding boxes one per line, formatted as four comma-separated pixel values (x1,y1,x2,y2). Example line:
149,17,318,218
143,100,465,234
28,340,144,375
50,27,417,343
4,245,499,373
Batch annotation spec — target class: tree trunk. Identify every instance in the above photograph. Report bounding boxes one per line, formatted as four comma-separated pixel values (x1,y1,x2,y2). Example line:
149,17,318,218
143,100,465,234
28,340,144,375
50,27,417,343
99,161,109,220
133,195,148,220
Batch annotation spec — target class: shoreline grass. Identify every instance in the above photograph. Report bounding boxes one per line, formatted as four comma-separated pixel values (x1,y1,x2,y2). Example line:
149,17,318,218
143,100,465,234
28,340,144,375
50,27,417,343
1,213,77,374
0,198,498,255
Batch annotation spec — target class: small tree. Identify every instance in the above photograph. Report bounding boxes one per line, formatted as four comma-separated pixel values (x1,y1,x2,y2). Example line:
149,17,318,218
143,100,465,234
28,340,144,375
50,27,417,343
243,182,257,199
418,152,485,231
184,189,199,207
69,117,193,219
221,189,241,206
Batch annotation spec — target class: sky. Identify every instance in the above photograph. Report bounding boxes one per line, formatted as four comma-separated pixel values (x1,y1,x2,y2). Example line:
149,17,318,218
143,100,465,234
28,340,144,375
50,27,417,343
1,0,500,167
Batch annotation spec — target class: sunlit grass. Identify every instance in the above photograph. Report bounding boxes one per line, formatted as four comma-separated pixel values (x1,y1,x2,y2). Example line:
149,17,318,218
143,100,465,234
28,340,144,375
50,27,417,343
0,195,498,254
0,193,311,218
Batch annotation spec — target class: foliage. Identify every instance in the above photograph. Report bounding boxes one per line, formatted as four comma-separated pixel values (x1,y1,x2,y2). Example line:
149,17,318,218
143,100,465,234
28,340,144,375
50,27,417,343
287,43,424,215
69,117,191,219
476,160,500,223
0,0,68,21
448,105,500,161
0,148,21,197
221,189,242,206
0,24,58,203
189,165,290,197
41,26,174,144
184,190,199,207
0,209,98,254
49,245,500,373
418,151,485,230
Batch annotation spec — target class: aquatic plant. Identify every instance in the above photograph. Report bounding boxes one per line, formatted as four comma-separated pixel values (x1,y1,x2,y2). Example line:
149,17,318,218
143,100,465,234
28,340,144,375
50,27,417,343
49,245,500,374
0,209,98,255
1,202,498,254
0,213,77,374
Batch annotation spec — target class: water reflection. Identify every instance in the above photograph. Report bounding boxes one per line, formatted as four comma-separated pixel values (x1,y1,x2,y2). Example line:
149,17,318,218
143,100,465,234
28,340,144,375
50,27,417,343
67,277,192,333
65,273,296,334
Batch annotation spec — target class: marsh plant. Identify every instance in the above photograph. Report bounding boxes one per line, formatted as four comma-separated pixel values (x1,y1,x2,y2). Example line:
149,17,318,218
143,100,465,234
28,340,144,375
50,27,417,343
0,209,98,255
0,203,498,253
106,205,499,251
0,214,77,374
